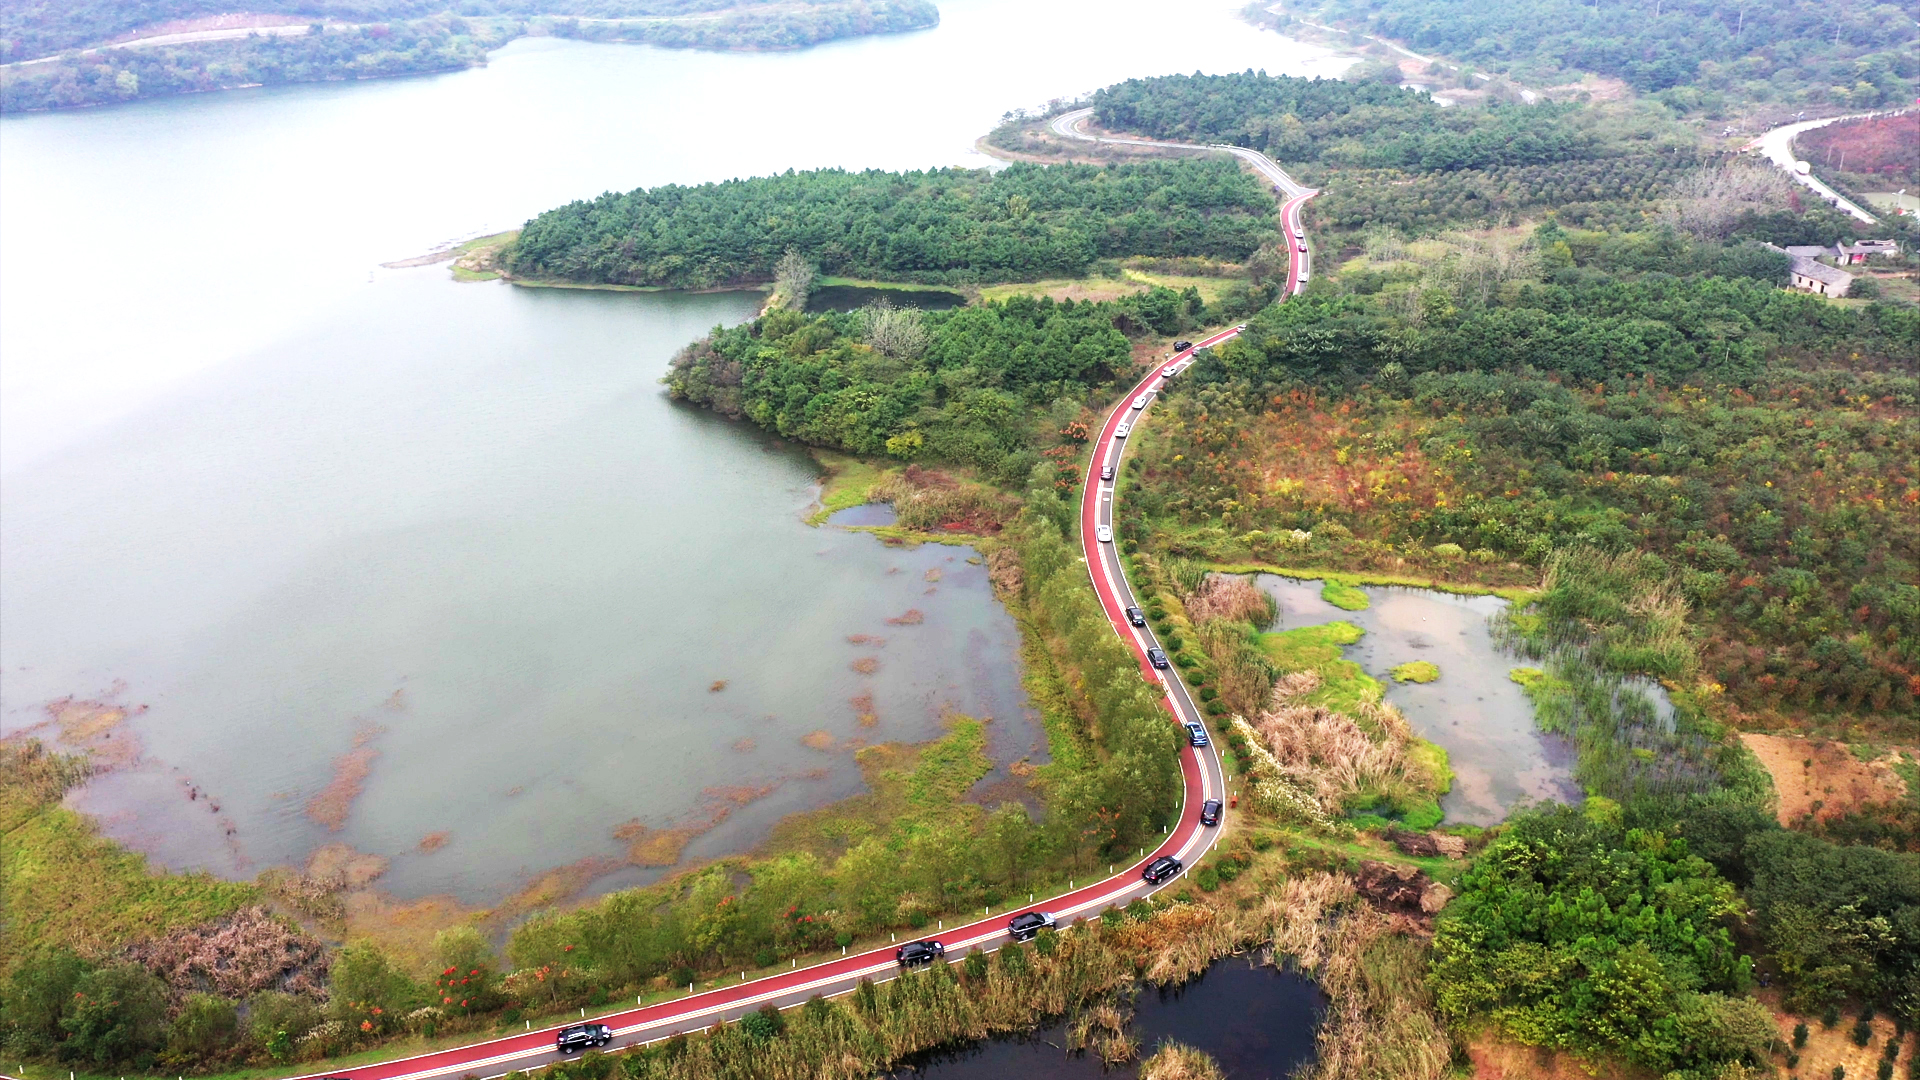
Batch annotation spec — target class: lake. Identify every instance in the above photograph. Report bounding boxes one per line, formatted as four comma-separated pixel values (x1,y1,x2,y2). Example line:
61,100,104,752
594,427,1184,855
0,0,1353,905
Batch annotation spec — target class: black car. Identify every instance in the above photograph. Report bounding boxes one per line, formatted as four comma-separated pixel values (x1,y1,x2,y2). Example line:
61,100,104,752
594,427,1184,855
1124,606,1146,627
896,939,946,967
556,1023,612,1054
1142,856,1183,884
1200,799,1222,827
1147,647,1170,669
1184,721,1210,747
1007,911,1056,941
1172,340,1193,352
1100,464,1115,481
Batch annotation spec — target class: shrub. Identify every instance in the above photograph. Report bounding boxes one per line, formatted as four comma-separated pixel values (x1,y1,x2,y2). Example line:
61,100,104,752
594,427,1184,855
62,964,169,1066
1883,1061,1896,1080
667,966,694,988
1796,1021,1810,1048
167,993,239,1063
1826,1005,1842,1028
1859,1020,1876,1046
753,949,777,968
1195,867,1221,892
738,1003,784,1041
1033,929,1058,957
963,949,989,980
833,932,852,948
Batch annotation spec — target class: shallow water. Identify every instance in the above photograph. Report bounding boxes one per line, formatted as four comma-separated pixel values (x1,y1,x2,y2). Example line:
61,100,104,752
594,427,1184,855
0,0,1354,902
1253,576,1581,825
889,958,1325,1079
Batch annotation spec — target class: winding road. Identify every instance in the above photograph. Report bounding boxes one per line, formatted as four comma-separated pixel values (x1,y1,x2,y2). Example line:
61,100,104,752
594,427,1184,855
1049,108,1316,290
1744,111,1895,225
285,124,1316,1080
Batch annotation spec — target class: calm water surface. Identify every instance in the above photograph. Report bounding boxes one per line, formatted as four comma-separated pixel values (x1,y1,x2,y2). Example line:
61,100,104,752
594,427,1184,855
0,0,1353,902
890,959,1325,1079
1255,577,1581,825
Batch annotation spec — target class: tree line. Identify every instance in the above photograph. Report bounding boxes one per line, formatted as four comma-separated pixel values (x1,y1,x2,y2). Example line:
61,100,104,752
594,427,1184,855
504,161,1280,288
1314,0,1917,108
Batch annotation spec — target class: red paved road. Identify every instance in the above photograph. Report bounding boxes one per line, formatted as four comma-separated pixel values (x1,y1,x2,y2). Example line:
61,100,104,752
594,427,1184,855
292,177,1318,1080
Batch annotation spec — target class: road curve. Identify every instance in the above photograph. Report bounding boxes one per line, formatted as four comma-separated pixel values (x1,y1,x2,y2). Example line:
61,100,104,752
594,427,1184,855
1049,107,1316,288
281,122,1317,1080
1743,110,1902,225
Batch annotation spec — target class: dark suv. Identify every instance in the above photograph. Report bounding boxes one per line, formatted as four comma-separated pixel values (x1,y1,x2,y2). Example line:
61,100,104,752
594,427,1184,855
896,940,945,967
1124,606,1146,627
556,1023,612,1054
1200,799,1222,827
1142,856,1183,884
1007,911,1056,941
1173,340,1193,352
1147,647,1169,669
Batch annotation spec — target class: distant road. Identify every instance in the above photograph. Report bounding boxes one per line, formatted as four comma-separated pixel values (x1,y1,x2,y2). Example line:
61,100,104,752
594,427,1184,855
1745,111,1901,225
1048,107,1317,290
5,23,315,66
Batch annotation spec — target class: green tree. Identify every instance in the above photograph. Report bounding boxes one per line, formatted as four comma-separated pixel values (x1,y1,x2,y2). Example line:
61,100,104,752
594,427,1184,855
1,947,90,1054
59,964,168,1066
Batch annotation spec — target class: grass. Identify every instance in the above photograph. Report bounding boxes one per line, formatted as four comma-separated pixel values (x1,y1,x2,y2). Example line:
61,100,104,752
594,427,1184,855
448,230,518,282
805,450,887,525
1117,269,1238,304
1321,580,1370,611
763,717,993,859
0,745,259,977
1389,661,1440,684
1208,563,1540,604
1257,622,1377,716
813,276,967,298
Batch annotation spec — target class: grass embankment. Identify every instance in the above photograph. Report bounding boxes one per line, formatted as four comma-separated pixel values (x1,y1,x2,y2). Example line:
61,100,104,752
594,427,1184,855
0,741,258,980
501,835,1453,1080
449,231,519,282
804,451,887,525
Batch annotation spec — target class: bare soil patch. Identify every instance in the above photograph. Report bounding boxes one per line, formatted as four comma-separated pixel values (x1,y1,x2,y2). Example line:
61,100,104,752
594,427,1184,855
1762,989,1916,1079
417,830,451,853
1467,1036,1652,1080
1741,732,1907,826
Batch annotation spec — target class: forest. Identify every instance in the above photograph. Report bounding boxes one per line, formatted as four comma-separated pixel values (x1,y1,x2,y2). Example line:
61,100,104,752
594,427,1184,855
505,160,1279,288
1129,219,1918,722
0,0,929,59
1307,0,1918,109
0,0,937,112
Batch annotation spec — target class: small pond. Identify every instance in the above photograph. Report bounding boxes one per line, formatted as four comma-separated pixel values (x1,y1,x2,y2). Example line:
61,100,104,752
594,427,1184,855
886,957,1325,1079
805,285,967,314
1253,576,1582,825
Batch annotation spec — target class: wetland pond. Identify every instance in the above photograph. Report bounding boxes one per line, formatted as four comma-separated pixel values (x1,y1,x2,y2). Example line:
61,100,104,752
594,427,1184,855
1254,576,1582,825
889,957,1325,1080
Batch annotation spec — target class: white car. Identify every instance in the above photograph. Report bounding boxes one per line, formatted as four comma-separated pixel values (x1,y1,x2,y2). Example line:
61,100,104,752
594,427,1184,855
1095,525,1113,543
1160,364,1179,378
1114,422,1131,438
1131,393,1151,410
